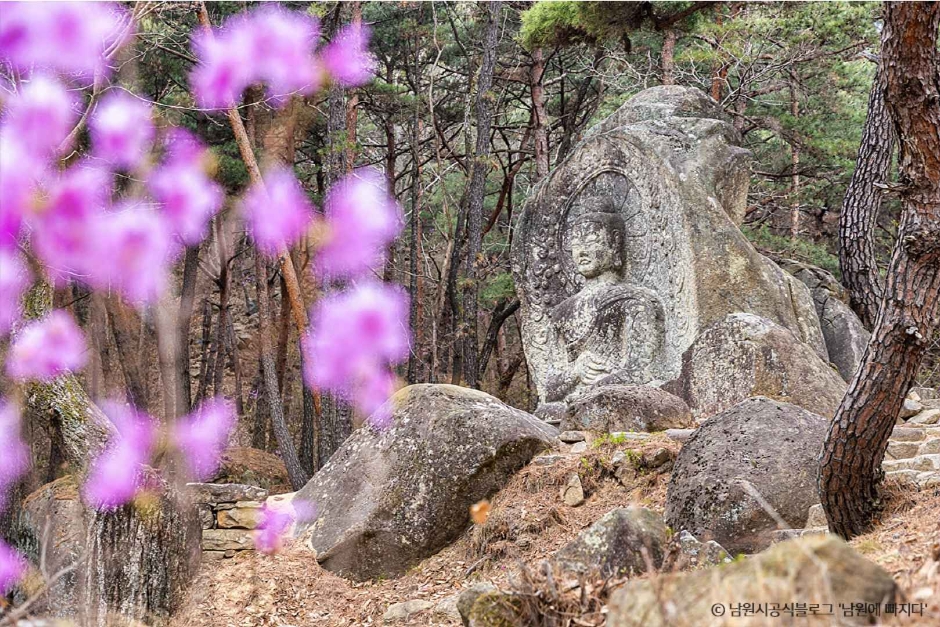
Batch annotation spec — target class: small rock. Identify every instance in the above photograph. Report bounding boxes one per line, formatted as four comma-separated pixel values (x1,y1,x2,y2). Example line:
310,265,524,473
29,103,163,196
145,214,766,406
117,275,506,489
611,450,627,466
383,599,433,624
186,482,268,504
887,441,921,460
570,441,588,454
892,426,927,442
560,473,585,507
643,447,674,469
196,503,214,530
558,430,586,443
908,389,922,402
531,454,565,467
671,530,730,569
432,594,461,621
609,431,651,441
218,506,263,530
901,398,925,419
457,583,497,625
918,438,940,456
201,528,254,551
805,504,827,529
666,428,694,443
911,386,938,401
202,550,226,561
770,528,829,543
910,409,940,425
554,507,668,578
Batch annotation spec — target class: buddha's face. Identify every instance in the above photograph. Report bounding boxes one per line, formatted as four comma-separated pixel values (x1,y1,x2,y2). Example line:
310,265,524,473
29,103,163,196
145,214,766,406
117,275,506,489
570,221,622,279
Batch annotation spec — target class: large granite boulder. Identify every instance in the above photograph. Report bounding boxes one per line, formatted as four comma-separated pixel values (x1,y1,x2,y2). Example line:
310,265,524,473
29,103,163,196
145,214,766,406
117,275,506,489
293,384,558,581
553,507,669,578
780,259,871,381
607,535,898,627
665,397,829,554
511,85,827,415
562,384,692,433
667,313,847,420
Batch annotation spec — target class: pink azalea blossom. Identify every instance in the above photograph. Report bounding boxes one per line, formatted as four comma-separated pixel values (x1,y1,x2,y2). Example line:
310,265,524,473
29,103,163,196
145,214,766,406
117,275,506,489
319,24,374,88
0,2,131,78
84,203,173,304
241,166,314,257
30,163,112,286
83,401,156,510
302,282,409,419
249,6,320,101
0,249,29,336
173,398,236,481
6,309,87,381
316,169,403,279
253,504,295,555
0,539,26,596
148,130,222,244
89,92,155,170
3,74,79,159
0,400,30,512
189,15,256,110
0,132,45,249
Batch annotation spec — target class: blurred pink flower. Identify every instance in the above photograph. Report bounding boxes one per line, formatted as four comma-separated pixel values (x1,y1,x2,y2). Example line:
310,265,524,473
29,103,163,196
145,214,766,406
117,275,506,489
0,400,30,512
173,398,235,481
253,504,294,555
86,203,172,304
189,19,255,110
0,2,131,78
90,92,155,170
190,7,320,110
83,401,156,510
148,130,222,244
6,309,88,381
0,249,29,337
0,132,45,249
302,282,409,419
0,539,26,596
315,169,402,279
320,24,374,88
249,6,320,102
30,163,112,286
241,166,314,257
3,74,79,159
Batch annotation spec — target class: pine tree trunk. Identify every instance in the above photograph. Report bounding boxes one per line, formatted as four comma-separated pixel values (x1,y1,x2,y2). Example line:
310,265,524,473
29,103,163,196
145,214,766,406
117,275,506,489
530,47,550,180
819,1,940,540
462,0,501,389
176,243,200,414
838,60,894,329
661,29,677,85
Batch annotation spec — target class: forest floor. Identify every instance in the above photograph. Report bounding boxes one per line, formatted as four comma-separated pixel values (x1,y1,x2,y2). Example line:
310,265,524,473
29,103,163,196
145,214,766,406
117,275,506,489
172,437,940,627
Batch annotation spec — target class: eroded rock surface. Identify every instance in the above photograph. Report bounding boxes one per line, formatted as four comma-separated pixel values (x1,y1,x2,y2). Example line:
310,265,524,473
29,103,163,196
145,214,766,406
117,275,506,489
562,384,692,433
667,313,846,420
293,384,557,581
665,397,829,554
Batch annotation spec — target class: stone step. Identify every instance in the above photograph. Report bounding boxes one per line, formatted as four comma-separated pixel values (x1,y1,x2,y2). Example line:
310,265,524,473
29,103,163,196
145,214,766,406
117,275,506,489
918,437,940,456
908,409,940,426
882,454,940,473
805,503,827,529
891,426,927,443
886,441,920,460
884,469,940,489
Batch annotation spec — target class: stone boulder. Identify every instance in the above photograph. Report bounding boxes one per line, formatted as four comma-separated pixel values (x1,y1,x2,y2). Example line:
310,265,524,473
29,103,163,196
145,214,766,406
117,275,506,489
607,535,898,627
667,313,846,420
293,384,558,581
553,507,668,578
210,447,290,493
780,259,871,381
561,385,692,433
512,85,828,411
665,397,829,554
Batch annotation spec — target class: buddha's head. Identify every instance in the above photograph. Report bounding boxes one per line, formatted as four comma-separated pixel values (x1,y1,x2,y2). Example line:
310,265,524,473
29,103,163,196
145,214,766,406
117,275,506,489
569,198,625,280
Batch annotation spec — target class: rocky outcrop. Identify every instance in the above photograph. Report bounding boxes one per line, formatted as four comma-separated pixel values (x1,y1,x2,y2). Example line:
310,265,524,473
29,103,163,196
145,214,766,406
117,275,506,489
667,313,846,420
293,384,558,581
553,507,668,578
780,259,871,381
665,397,829,554
512,85,828,411
210,447,290,493
607,535,898,627
562,385,692,433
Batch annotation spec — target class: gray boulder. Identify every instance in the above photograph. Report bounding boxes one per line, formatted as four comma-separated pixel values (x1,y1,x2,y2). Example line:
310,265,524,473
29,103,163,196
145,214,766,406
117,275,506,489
607,535,898,627
780,259,871,381
665,397,829,554
562,384,692,433
293,384,557,581
553,507,668,578
667,313,846,420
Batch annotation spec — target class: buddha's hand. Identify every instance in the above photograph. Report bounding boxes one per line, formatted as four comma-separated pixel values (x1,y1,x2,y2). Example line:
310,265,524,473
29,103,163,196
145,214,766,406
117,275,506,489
576,354,610,385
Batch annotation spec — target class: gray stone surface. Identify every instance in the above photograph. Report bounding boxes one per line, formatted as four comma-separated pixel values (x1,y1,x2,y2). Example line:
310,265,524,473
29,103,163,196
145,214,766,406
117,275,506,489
512,85,828,413
607,536,898,627
665,397,829,554
383,600,433,624
667,313,846,420
186,482,268,504
457,583,498,626
666,530,730,570
562,384,692,433
901,398,924,419
553,507,668,578
558,430,585,443
560,473,585,507
293,384,557,581
201,528,254,551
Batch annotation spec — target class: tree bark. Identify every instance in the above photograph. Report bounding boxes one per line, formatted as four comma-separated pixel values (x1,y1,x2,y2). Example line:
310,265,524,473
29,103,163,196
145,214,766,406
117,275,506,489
530,47,550,180
819,1,940,540
838,60,894,329
661,29,677,85
461,0,501,389
176,243,200,414
789,76,802,239
105,298,149,412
